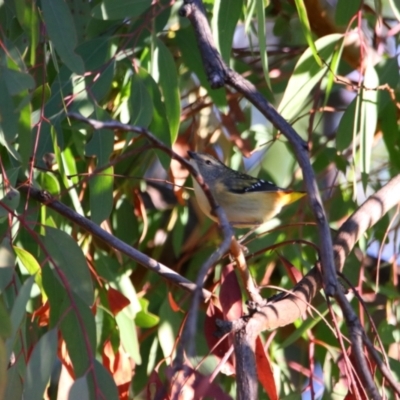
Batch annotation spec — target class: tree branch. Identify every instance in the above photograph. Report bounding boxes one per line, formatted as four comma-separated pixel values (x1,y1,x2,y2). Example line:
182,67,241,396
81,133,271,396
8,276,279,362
220,175,400,398
19,185,212,300
179,0,337,300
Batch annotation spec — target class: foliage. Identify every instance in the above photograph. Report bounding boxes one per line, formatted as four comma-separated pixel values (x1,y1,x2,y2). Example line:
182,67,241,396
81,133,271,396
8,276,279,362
0,0,400,399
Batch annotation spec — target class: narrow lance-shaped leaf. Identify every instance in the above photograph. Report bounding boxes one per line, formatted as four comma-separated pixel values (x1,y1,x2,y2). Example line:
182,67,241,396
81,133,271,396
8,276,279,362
14,247,47,301
41,0,85,74
6,276,35,360
44,227,94,306
155,39,180,144
359,63,379,189
92,0,151,20
278,34,343,122
212,0,243,64
23,329,58,400
255,0,271,89
294,0,322,66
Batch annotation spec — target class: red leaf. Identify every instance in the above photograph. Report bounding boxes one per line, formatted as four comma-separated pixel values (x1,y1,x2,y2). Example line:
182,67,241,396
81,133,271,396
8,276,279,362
277,253,303,284
168,291,182,313
192,368,234,399
103,341,135,400
220,264,243,321
32,301,50,327
255,336,278,400
58,337,75,379
102,339,115,373
147,371,168,400
107,287,130,316
204,301,235,375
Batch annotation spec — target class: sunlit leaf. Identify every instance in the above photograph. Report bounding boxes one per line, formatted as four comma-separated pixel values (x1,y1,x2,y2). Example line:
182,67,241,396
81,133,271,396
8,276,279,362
278,34,343,122
294,0,321,66
116,310,141,364
388,0,400,21
14,247,47,301
359,64,379,188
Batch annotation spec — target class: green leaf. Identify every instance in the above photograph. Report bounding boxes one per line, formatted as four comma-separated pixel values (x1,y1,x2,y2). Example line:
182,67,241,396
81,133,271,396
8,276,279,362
335,0,361,25
85,110,114,166
92,0,152,20
388,0,400,21
60,294,96,377
381,101,400,171
6,276,35,360
135,298,160,328
23,329,58,400
17,100,32,170
130,73,153,128
41,0,85,74
212,0,243,63
39,172,60,196
278,33,343,122
137,68,171,170
0,77,18,142
0,128,21,161
43,227,94,306
90,359,119,400
14,247,47,301
158,299,181,359
294,0,322,66
42,265,67,327
76,37,110,71
359,64,378,187
1,68,35,95
155,39,180,143
0,187,20,221
68,376,89,400
174,28,227,108
0,300,12,339
0,238,15,293
4,364,23,400
336,98,356,151
31,84,51,111
67,0,91,44
14,0,40,65
255,0,271,88
0,338,6,399
90,60,115,102
89,166,114,225
116,310,141,364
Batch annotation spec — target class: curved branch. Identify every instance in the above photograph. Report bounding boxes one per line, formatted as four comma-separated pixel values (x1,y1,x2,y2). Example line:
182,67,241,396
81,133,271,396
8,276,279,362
180,0,337,298
334,174,400,270
19,185,213,301
228,174,400,398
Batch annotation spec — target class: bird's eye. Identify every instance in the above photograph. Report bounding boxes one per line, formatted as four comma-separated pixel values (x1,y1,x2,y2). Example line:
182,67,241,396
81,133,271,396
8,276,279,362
205,160,212,165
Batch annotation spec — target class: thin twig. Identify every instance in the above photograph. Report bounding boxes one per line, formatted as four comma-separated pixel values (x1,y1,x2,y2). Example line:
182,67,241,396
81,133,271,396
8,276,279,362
18,184,212,299
179,0,337,297
67,111,234,393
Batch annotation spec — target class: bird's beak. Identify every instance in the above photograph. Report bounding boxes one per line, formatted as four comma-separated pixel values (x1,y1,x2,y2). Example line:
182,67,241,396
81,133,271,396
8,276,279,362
187,150,195,159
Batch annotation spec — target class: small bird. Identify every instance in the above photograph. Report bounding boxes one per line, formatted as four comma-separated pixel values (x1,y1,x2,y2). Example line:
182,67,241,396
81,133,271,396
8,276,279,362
188,151,305,228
